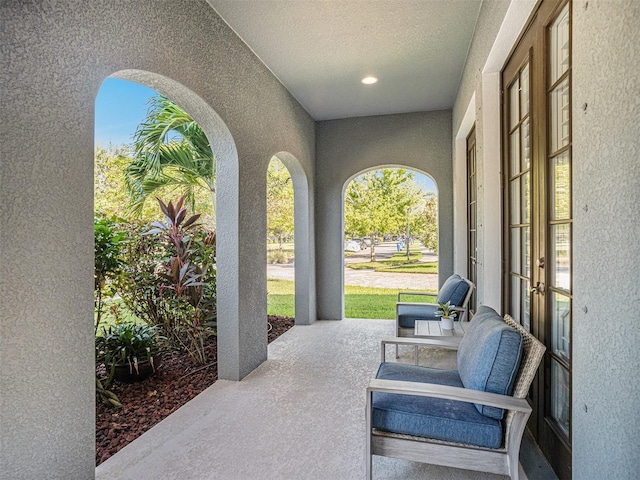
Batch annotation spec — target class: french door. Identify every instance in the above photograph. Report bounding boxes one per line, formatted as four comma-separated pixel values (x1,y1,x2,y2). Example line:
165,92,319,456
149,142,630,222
502,1,572,478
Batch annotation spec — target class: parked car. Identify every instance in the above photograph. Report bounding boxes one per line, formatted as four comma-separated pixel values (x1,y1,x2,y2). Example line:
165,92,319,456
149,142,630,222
344,240,361,252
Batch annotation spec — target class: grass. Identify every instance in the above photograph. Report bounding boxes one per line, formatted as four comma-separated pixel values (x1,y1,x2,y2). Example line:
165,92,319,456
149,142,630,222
99,277,437,334
376,262,438,274
348,250,438,275
267,242,294,253
267,279,436,319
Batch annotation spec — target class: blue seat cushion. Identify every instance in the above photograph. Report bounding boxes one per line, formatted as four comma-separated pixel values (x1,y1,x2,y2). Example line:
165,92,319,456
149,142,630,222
373,362,503,449
436,274,470,306
457,307,523,419
396,303,439,328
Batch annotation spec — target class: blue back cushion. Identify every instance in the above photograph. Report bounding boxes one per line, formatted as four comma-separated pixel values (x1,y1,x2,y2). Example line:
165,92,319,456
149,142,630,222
436,274,470,307
457,306,523,419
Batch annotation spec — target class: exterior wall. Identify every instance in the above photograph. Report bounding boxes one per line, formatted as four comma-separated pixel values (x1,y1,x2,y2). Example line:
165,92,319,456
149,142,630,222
0,1,315,479
572,1,640,477
316,111,452,320
453,0,640,478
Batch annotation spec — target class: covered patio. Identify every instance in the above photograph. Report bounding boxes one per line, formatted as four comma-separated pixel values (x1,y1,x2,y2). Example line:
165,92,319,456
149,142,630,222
2,1,639,479
96,319,553,480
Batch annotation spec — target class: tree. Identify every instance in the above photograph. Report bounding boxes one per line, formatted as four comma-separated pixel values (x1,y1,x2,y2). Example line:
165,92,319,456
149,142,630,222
345,169,424,261
94,142,136,219
125,95,215,224
266,159,294,250
410,192,438,253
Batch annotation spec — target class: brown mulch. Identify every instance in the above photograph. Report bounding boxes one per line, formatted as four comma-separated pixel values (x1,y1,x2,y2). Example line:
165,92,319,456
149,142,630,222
95,315,295,466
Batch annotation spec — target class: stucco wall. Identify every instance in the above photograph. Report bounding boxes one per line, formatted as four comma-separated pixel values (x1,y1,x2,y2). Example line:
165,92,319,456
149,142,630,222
316,111,452,320
451,0,640,477
0,1,315,478
572,0,640,477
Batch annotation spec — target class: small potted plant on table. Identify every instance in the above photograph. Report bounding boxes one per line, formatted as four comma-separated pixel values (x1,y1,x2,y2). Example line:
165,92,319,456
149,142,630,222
435,301,457,330
96,323,165,384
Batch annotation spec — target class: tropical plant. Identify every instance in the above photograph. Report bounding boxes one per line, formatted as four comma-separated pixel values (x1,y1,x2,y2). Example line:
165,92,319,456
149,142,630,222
145,196,214,363
94,214,126,334
116,216,216,365
125,95,215,221
96,323,165,377
435,301,458,319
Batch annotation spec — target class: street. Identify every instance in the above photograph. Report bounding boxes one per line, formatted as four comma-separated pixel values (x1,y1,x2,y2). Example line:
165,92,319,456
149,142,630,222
267,241,438,291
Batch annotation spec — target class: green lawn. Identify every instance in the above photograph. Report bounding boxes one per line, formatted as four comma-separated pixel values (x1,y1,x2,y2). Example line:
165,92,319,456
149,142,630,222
267,242,294,252
376,262,438,274
268,279,436,319
99,279,437,335
348,250,437,275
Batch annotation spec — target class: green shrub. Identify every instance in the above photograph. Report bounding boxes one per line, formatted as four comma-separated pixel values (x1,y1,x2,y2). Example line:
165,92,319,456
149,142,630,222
268,249,291,264
116,204,216,364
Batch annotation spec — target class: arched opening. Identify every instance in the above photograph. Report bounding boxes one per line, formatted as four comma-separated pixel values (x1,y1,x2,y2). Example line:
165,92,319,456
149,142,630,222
268,152,315,326
342,166,439,319
266,156,295,320
94,72,239,462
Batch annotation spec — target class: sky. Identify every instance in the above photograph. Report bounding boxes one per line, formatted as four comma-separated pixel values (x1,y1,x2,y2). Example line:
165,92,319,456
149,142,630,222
94,78,156,147
94,78,436,193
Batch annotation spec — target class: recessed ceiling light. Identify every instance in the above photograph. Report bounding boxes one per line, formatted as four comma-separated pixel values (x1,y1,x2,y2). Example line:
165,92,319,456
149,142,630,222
361,76,378,85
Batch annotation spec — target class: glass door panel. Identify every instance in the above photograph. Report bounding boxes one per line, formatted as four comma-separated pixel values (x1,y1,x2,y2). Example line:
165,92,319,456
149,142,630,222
502,1,572,477
551,291,571,361
551,152,571,219
547,3,572,453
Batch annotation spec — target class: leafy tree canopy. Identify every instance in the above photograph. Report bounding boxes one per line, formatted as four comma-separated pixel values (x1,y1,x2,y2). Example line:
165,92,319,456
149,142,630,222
344,168,438,259
267,158,294,250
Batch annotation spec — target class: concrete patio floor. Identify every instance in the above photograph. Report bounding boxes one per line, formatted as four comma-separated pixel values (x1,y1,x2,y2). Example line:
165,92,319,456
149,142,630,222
96,318,555,480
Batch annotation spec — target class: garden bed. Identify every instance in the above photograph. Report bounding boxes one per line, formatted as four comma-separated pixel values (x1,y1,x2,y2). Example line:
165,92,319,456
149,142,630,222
96,315,294,466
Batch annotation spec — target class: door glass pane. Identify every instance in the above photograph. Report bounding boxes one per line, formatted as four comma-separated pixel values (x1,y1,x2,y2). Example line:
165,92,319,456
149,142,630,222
521,118,531,170
550,4,570,83
522,172,530,224
511,276,521,319
552,151,571,220
551,359,571,437
521,64,530,116
552,292,571,361
522,226,530,278
551,78,570,152
511,178,521,224
522,280,531,331
510,130,520,176
511,228,521,274
510,79,520,129
551,223,571,291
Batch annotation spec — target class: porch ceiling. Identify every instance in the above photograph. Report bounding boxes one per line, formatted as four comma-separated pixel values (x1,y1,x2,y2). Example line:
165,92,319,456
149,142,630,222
206,0,482,121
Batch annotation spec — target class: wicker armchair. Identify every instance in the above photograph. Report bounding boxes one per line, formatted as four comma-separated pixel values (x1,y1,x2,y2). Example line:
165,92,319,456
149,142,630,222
366,310,545,480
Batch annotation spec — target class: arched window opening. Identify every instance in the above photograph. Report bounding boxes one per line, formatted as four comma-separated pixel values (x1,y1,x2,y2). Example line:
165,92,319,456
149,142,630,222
342,167,439,319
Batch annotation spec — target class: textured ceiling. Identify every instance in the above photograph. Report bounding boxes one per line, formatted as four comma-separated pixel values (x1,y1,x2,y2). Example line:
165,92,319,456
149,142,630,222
207,0,482,121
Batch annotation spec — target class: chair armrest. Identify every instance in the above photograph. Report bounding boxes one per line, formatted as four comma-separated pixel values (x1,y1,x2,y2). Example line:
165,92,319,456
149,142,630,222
380,336,459,362
367,378,532,414
397,291,437,302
